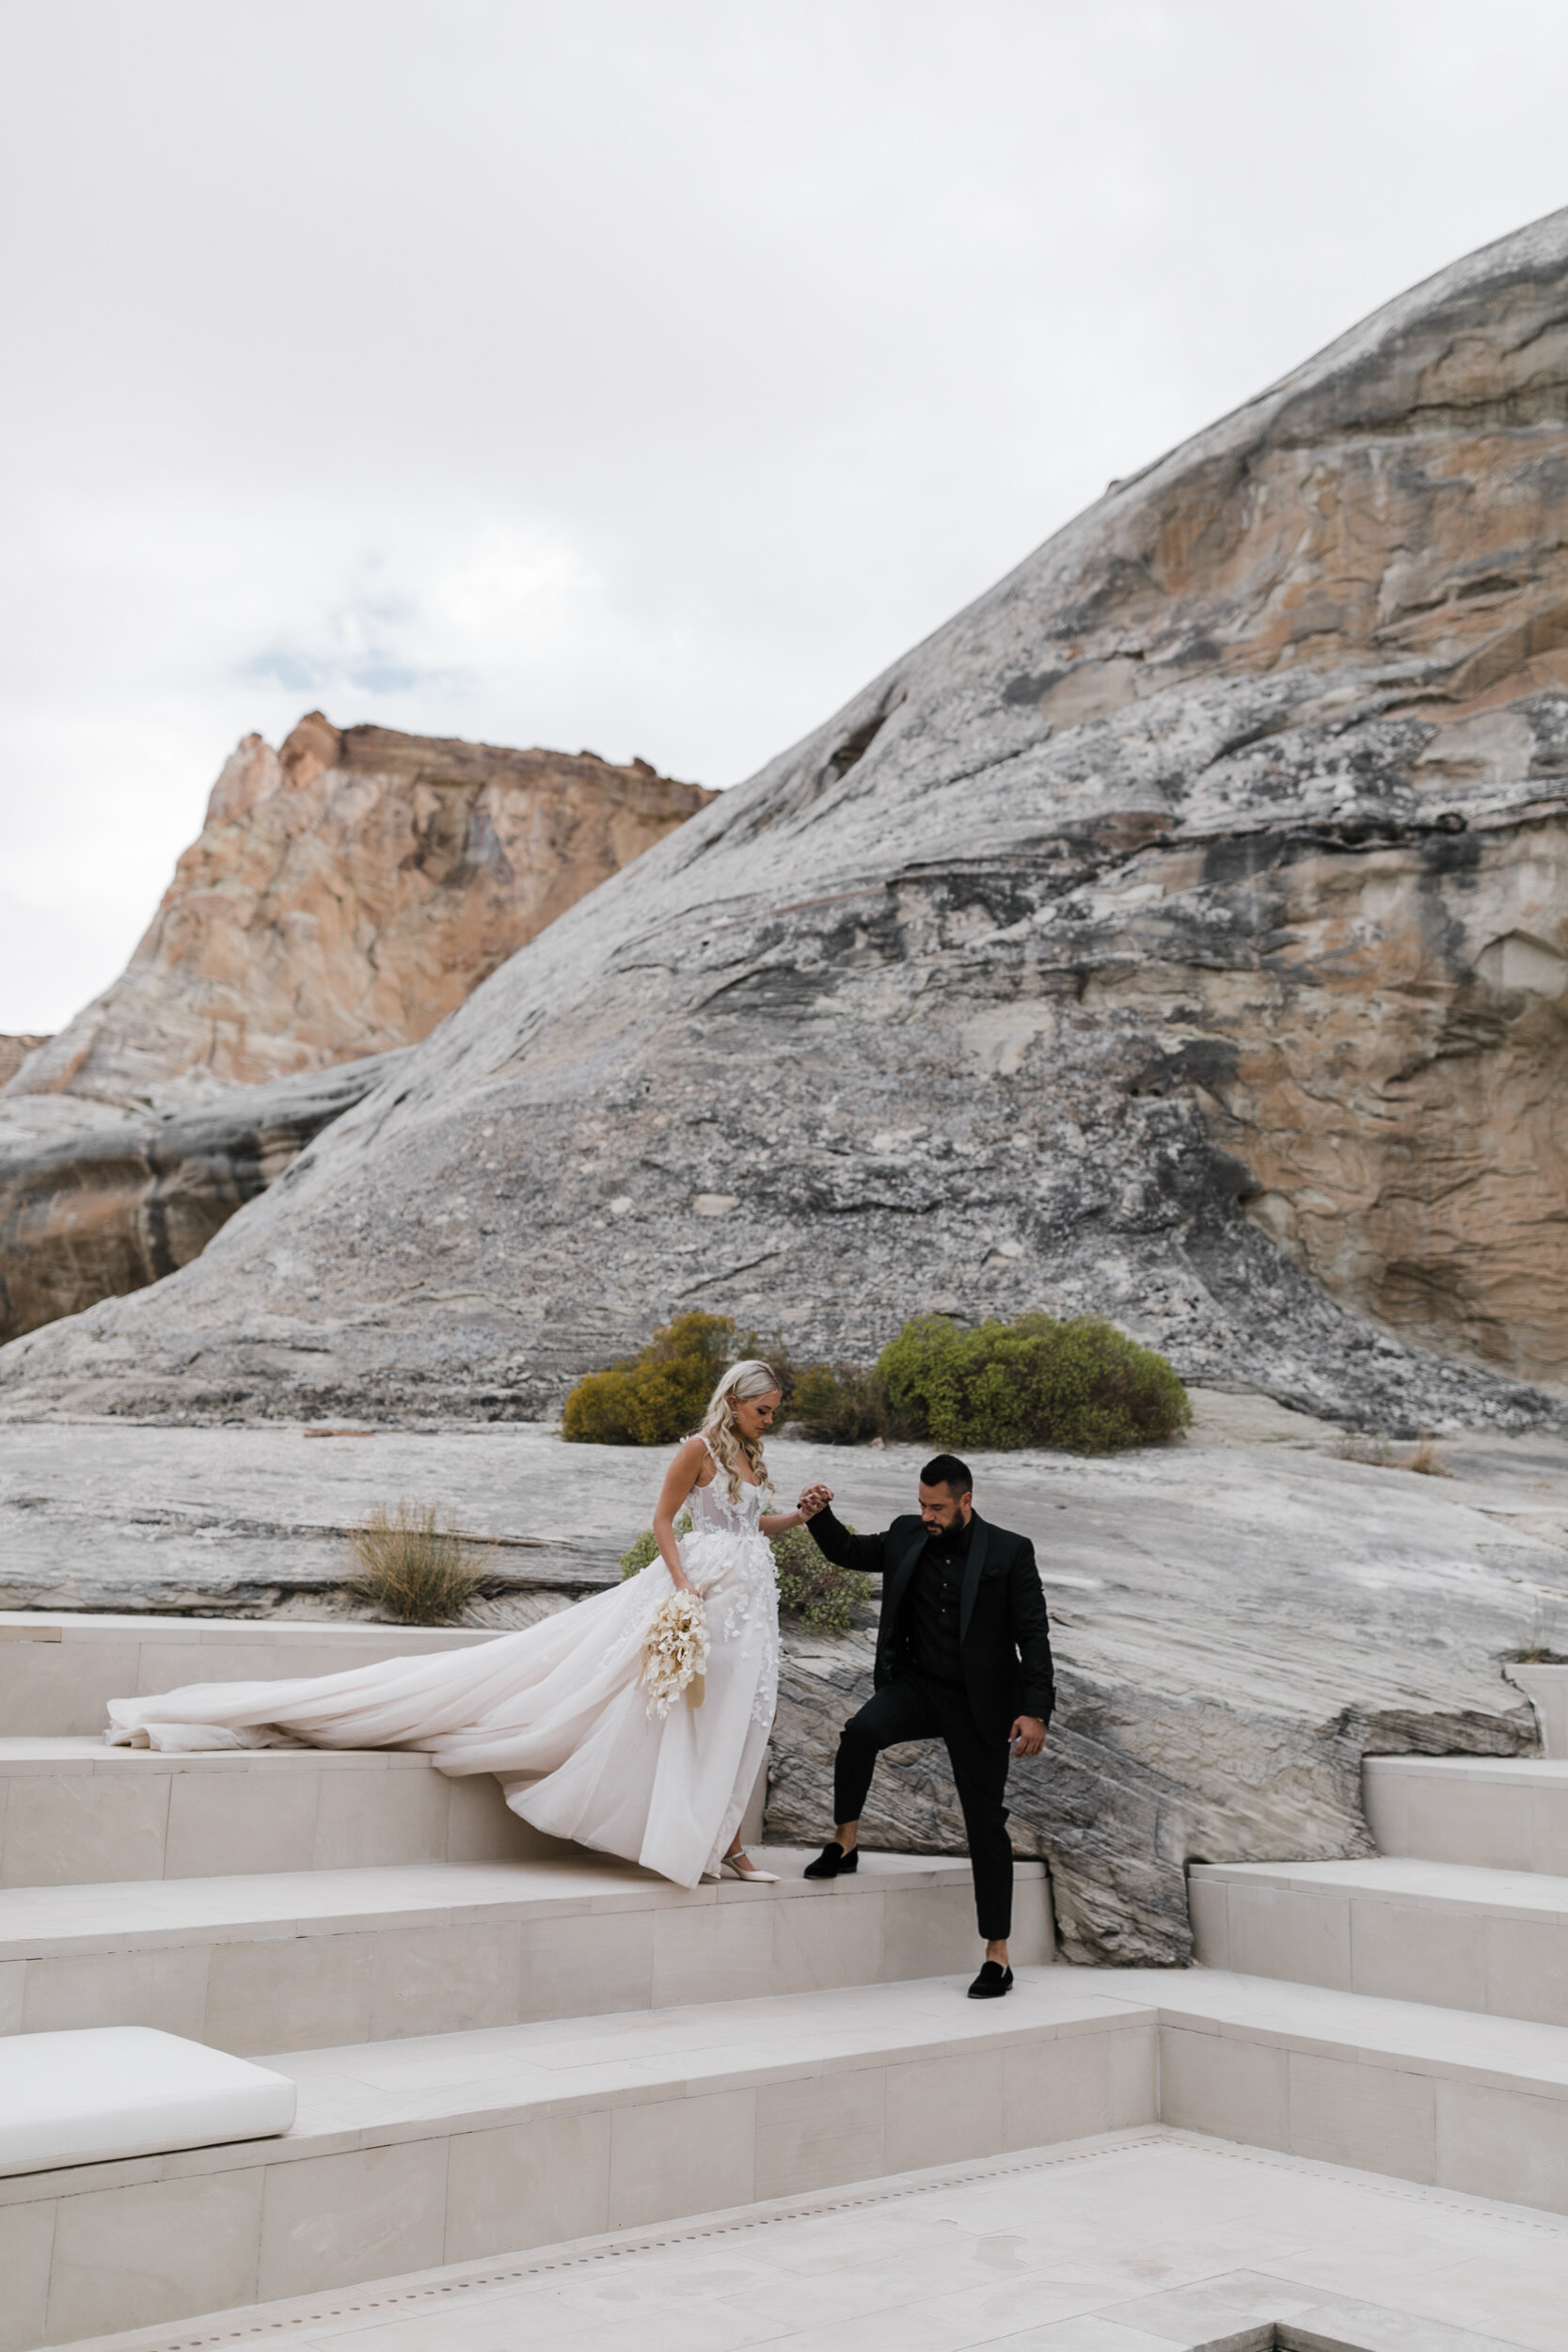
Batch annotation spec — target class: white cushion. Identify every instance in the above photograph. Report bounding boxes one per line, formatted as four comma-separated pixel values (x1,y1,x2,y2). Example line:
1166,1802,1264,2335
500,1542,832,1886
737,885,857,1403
0,2026,296,2175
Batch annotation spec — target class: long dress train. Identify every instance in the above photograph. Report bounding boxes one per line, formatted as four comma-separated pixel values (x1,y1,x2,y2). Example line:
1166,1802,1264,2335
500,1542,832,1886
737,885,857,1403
104,1450,780,1889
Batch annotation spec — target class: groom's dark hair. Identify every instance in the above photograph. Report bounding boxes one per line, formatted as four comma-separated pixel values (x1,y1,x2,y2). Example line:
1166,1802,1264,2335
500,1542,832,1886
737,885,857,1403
920,1454,973,1498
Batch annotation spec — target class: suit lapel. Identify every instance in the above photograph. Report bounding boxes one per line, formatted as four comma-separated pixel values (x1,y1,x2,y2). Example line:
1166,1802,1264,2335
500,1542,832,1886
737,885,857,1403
958,1512,989,1645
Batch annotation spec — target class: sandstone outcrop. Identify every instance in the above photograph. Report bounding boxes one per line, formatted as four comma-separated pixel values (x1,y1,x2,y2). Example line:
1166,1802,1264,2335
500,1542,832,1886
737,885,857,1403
0,1054,407,1347
0,723,712,1342
0,1038,49,1089
6,209,1568,1425
9,715,715,1106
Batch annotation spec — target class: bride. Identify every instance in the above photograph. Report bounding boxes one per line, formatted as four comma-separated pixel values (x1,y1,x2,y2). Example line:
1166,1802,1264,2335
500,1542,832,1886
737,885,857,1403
105,1362,816,1888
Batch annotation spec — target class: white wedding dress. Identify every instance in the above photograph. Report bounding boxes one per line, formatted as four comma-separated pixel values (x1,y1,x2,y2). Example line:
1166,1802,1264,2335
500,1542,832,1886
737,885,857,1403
104,1443,781,1888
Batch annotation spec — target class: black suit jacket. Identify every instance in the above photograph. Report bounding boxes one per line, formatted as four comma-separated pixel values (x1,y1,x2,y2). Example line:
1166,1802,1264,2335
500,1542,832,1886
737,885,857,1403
808,1504,1054,1746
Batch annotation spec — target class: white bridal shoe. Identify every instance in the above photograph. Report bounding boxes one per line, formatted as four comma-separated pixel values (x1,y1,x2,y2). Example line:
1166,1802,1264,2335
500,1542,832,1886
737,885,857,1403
719,1851,779,1883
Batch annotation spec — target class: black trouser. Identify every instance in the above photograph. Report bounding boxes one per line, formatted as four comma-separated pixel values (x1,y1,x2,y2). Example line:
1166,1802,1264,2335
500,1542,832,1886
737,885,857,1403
833,1673,1013,1942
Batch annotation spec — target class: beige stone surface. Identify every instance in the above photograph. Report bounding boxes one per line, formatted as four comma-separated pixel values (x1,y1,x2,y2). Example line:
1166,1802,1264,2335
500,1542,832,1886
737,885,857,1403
18,1965,1568,2342
0,1741,546,1886
40,2130,1568,2352
1192,1848,1568,2027
0,1839,1050,2050
1365,1754,1568,1872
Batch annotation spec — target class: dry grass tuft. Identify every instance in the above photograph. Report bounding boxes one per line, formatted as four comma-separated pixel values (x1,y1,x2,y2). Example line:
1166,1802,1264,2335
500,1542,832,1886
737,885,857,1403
1511,1599,1568,1664
1406,1438,1449,1477
1333,1434,1449,1477
346,1501,493,1624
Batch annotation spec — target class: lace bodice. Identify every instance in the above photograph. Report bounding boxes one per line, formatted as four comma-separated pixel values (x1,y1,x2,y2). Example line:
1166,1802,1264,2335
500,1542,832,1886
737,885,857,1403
687,1442,768,1536
678,1437,778,1730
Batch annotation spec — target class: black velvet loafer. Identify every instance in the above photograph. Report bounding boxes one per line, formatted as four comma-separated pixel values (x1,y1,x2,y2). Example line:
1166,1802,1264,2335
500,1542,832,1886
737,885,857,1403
967,1961,1013,1998
802,1841,859,1880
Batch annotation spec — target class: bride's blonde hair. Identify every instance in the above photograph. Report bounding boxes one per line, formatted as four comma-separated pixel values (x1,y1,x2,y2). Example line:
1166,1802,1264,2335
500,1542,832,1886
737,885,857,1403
699,1360,781,1502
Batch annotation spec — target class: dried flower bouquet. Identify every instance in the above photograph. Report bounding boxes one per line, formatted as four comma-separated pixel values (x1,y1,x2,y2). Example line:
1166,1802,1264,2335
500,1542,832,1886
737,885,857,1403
639,1588,710,1719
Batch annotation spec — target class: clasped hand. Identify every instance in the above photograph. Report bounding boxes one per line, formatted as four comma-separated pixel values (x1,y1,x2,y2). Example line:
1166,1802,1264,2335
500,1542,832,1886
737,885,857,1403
797,1483,833,1518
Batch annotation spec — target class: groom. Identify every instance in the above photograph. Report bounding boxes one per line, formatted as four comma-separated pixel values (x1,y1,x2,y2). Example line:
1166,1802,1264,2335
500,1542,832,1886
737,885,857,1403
796,1455,1053,1999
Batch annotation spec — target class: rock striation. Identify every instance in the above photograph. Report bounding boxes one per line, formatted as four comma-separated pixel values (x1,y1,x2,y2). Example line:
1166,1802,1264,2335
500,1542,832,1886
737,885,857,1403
0,722,712,1343
5,209,1568,1424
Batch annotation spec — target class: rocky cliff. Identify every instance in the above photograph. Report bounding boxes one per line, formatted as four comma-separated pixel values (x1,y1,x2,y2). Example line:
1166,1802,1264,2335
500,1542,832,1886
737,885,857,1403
0,722,712,1343
5,209,1568,1424
0,1055,408,1346
9,715,715,1106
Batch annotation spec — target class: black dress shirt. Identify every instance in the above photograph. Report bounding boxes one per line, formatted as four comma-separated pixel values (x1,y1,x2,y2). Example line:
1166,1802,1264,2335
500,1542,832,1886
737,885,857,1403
903,1513,973,1687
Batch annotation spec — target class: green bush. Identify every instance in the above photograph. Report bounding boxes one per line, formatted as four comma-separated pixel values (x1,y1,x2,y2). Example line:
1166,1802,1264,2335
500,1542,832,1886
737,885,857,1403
563,1311,738,1446
786,1361,896,1446
770,1521,871,1633
619,1512,691,1578
877,1311,1190,1454
616,1515,868,1633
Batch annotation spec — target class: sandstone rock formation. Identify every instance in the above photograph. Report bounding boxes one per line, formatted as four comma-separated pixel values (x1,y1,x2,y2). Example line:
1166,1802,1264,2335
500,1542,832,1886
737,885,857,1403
6,208,1568,1425
0,1037,49,1089
10,715,715,1106
0,723,712,1342
0,1054,407,1347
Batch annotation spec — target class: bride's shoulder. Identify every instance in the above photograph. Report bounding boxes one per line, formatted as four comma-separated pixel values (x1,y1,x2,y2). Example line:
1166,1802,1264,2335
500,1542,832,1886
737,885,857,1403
673,1431,716,1482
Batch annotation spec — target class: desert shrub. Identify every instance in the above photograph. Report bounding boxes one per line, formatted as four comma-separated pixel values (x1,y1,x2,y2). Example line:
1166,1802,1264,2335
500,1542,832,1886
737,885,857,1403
563,1312,739,1446
786,1361,896,1445
877,1311,1190,1454
615,1515,868,1631
346,1501,492,1624
770,1521,871,1633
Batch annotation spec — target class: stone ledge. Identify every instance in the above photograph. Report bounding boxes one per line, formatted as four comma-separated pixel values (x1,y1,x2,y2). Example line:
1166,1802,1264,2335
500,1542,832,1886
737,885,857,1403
0,1848,1054,2052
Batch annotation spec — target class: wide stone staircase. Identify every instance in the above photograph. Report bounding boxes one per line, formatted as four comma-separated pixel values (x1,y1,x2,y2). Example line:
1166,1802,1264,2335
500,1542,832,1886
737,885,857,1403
5,1614,1568,2349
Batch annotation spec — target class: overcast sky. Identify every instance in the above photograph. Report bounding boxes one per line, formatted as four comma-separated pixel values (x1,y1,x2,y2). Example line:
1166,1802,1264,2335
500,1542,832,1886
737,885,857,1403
3,1,1566,1034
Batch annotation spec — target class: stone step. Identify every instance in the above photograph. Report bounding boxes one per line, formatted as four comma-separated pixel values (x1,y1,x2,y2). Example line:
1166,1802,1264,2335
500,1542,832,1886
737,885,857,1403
0,1847,1053,2053
14,1964,1568,2346
0,1738,553,1887
1364,1753,1568,1871
3,1966,1156,2345
1191,1853,1568,2025
0,1613,502,1739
